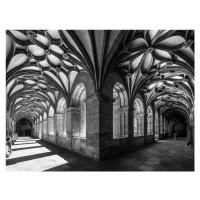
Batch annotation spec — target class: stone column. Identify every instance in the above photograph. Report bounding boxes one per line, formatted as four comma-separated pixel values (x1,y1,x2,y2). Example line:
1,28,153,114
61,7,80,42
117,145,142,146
187,125,190,141
187,109,194,147
6,111,11,137
39,121,42,139
63,111,67,136
34,123,37,137
158,113,160,139
119,106,129,137
85,93,114,160
144,113,148,144
47,117,54,135
54,114,64,136
32,124,35,137
43,119,47,135
128,106,134,140
65,107,80,149
153,116,155,139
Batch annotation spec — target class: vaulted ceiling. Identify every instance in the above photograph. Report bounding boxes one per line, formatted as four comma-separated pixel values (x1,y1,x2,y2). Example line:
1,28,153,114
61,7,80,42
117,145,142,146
6,30,194,123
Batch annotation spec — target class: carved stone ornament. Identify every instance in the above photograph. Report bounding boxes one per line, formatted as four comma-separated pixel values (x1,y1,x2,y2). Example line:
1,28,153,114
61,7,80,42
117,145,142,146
182,39,193,48
62,53,69,60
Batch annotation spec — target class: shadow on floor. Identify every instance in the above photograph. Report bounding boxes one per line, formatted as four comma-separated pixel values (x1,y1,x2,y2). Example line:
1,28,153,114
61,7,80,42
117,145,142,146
6,152,54,166
12,146,42,151
7,136,194,171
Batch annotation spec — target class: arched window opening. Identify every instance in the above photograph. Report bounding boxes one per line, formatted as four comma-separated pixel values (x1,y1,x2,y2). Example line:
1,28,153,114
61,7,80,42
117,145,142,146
16,118,32,136
163,117,166,133
113,82,128,139
165,118,168,133
63,103,67,136
71,83,86,138
134,98,144,137
56,97,67,136
147,106,153,135
155,111,159,139
39,115,42,138
160,115,163,134
43,112,47,135
48,106,55,135
48,106,54,117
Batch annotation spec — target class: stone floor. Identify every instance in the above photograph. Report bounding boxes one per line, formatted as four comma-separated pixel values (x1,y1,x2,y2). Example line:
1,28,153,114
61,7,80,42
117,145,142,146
6,136,194,171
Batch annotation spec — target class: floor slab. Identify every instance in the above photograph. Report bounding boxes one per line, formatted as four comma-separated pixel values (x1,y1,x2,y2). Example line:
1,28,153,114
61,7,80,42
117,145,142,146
6,136,194,171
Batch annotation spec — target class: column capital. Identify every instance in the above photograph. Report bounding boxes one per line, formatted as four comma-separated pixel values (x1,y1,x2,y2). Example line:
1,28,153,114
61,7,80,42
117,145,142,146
85,93,115,104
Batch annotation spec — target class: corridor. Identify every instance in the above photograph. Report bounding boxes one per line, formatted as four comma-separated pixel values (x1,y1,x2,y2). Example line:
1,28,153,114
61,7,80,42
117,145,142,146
6,137,194,171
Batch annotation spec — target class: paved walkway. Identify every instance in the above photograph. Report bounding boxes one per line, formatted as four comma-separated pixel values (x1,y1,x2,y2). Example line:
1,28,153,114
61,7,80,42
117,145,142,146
6,137,194,171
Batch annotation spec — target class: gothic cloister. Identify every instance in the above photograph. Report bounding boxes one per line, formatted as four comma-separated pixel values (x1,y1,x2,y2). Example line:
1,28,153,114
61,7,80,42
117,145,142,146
6,30,194,168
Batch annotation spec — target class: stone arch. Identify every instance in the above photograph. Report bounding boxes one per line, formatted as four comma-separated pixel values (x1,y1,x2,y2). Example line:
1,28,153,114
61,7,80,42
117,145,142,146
160,113,163,135
56,97,67,136
147,106,153,135
47,106,55,135
56,97,67,114
71,72,95,101
133,94,145,137
48,106,55,117
155,110,159,139
15,118,32,136
163,117,166,133
113,82,128,139
38,115,43,138
43,112,47,120
102,72,128,100
71,83,86,138
15,115,34,125
71,83,86,107
43,112,47,135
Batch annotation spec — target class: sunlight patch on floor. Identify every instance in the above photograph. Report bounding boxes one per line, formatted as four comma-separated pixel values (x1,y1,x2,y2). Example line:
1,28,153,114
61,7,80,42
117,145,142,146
7,154,68,172
12,143,41,150
6,147,51,160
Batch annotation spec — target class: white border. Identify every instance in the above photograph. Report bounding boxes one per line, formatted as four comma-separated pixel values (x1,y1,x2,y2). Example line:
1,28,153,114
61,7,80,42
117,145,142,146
1,1,199,200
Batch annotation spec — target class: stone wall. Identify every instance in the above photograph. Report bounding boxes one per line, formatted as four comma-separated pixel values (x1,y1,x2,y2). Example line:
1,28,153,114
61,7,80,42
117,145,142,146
31,73,174,161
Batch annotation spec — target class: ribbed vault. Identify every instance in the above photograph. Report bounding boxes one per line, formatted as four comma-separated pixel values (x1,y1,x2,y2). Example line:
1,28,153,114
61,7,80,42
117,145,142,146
6,30,194,127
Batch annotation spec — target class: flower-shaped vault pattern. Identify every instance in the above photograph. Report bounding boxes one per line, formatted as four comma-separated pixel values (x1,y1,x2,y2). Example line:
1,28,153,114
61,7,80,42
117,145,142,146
6,30,194,123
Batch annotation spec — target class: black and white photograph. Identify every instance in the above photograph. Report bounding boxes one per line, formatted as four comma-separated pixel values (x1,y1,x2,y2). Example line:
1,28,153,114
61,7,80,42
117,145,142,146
1,1,199,200
5,30,195,171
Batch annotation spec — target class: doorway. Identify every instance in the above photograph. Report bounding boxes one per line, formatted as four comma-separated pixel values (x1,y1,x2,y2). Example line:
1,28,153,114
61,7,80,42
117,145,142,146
16,118,32,136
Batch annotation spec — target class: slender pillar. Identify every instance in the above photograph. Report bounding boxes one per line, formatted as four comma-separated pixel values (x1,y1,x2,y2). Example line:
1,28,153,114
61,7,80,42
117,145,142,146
43,119,47,135
144,113,148,144
54,114,64,136
65,107,80,149
153,116,155,139
128,106,134,139
47,117,54,135
38,121,42,139
6,111,11,136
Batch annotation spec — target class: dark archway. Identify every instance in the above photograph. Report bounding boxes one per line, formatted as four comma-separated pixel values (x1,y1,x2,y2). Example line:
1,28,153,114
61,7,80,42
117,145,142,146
169,115,187,138
172,123,187,137
16,118,32,136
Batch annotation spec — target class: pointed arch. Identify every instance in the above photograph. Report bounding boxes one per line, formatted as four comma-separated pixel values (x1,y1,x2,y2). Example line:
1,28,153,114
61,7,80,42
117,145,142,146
155,110,159,140
133,95,145,137
71,83,86,138
147,106,153,135
113,82,128,139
